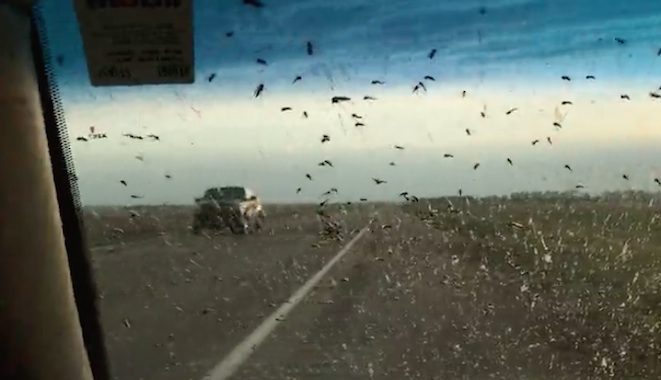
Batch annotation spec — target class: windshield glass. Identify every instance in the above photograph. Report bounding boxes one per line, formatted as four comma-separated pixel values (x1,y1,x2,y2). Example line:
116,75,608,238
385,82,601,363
40,1,661,379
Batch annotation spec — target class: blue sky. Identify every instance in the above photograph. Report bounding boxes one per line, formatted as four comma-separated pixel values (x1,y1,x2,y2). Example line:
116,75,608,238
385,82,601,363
40,0,661,204
44,0,661,91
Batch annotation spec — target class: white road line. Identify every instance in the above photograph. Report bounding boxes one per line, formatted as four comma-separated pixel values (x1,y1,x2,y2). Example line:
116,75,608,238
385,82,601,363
89,238,156,252
204,227,369,380
90,243,120,252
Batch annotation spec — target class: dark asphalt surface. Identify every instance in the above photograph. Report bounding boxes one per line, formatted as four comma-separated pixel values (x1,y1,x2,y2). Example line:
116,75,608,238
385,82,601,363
89,205,379,380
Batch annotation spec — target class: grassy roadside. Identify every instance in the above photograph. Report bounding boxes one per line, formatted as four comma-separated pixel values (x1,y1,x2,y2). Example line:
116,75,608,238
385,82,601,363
402,192,661,378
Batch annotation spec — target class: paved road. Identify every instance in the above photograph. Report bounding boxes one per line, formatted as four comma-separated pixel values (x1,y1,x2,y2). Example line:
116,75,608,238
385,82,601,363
90,206,377,380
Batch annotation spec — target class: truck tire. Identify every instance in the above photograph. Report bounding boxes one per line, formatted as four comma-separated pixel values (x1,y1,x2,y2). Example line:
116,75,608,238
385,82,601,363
192,216,203,235
229,219,247,234
254,215,264,232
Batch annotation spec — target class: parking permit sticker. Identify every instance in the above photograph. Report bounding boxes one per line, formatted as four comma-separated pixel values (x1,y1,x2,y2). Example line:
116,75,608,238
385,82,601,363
73,0,194,86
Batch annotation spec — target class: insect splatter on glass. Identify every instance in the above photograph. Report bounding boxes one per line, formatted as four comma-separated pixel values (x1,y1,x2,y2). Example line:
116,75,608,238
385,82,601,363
40,0,661,379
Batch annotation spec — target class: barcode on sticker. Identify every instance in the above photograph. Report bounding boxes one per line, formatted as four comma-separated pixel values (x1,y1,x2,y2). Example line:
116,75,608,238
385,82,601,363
97,65,133,79
157,64,191,78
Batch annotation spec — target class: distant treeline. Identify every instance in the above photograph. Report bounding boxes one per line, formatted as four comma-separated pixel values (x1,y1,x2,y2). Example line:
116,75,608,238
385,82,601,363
507,190,660,201
436,190,661,203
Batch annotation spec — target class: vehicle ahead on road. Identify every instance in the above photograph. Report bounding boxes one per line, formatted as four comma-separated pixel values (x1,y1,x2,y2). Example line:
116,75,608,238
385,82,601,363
192,186,265,235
